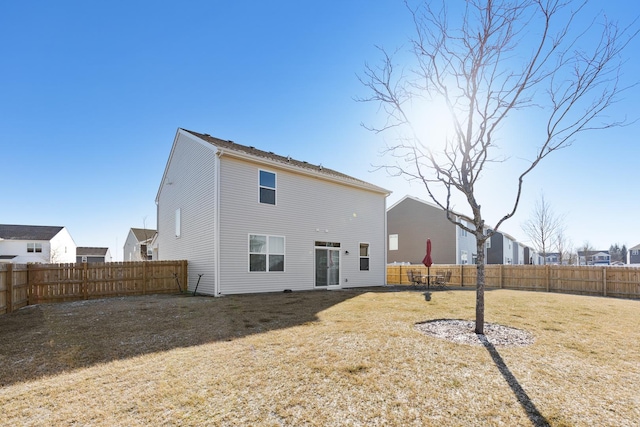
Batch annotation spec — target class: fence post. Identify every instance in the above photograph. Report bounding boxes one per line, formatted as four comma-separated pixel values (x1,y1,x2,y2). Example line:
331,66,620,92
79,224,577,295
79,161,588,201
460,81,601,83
460,265,464,287
546,265,550,293
6,263,13,313
82,262,88,300
182,260,188,292
499,265,503,289
603,267,607,297
143,261,147,295
27,264,33,306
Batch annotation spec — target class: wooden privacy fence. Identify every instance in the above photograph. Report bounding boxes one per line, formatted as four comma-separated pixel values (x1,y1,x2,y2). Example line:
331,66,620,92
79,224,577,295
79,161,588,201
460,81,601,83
387,264,640,299
0,260,188,314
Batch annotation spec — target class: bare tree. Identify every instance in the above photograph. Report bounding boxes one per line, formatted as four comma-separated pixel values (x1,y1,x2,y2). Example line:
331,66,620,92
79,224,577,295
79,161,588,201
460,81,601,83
522,193,565,264
360,0,637,333
555,229,574,265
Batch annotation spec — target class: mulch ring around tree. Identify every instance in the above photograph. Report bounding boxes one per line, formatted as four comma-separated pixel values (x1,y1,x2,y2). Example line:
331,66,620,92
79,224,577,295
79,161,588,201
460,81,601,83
415,319,535,347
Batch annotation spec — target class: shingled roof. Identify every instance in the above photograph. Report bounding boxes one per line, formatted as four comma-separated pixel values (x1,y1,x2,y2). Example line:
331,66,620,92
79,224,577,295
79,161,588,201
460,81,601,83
76,247,109,256
0,224,64,241
130,228,156,243
182,129,388,192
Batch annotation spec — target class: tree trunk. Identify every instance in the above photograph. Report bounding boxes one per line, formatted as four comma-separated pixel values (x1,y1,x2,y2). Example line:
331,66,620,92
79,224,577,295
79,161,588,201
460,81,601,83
475,234,486,335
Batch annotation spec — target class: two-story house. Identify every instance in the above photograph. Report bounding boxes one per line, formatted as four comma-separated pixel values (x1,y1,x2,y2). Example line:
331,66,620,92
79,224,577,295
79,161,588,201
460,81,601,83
523,246,543,265
545,252,560,264
123,228,156,261
629,244,640,265
386,195,482,266
486,230,517,265
0,224,76,263
577,250,611,266
154,129,389,295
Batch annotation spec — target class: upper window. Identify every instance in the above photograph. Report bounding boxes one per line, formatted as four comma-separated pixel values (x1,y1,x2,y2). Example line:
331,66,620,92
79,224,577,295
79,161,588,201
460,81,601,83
359,243,370,271
633,250,639,256
249,234,284,272
27,243,42,253
259,170,276,205
389,234,398,251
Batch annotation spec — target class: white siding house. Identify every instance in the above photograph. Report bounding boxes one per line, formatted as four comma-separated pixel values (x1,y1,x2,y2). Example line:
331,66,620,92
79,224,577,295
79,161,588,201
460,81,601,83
456,217,482,265
123,228,156,261
155,129,390,296
0,224,76,263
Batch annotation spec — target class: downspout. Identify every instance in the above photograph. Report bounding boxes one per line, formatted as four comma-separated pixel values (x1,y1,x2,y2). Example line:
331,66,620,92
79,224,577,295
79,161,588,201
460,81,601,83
214,150,222,296
455,216,460,265
384,195,390,285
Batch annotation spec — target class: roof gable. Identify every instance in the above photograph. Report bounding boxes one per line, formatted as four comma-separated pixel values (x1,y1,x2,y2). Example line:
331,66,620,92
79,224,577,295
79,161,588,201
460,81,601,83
577,250,610,256
181,129,389,194
130,228,156,243
0,224,64,241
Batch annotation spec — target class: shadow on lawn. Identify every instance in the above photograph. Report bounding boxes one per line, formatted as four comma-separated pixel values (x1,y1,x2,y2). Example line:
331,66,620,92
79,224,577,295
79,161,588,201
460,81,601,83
0,288,374,387
479,336,550,427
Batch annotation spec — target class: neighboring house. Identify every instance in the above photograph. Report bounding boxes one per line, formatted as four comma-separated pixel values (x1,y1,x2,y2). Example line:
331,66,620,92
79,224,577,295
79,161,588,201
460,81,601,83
629,244,640,265
76,247,112,263
577,250,611,266
546,252,560,264
513,242,525,265
154,128,390,296
486,230,517,265
386,195,482,265
0,224,76,263
523,246,543,265
456,217,480,265
123,228,156,261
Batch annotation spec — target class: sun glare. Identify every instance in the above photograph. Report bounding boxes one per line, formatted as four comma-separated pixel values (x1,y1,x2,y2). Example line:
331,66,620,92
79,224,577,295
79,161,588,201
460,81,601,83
407,97,458,156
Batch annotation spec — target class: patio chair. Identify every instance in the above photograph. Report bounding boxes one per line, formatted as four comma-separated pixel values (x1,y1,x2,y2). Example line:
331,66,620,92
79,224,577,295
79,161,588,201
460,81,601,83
406,270,425,287
433,270,452,289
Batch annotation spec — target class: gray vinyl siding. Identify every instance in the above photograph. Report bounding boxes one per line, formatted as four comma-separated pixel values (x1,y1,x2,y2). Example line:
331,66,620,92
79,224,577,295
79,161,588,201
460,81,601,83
486,232,504,264
386,197,456,264
217,156,386,295
156,132,218,294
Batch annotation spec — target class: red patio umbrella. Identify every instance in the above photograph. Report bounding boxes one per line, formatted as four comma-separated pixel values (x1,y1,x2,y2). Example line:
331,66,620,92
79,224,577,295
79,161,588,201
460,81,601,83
422,239,433,287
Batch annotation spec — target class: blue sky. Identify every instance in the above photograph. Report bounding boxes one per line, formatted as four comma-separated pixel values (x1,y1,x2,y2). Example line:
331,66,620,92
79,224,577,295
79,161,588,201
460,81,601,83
2,1,639,260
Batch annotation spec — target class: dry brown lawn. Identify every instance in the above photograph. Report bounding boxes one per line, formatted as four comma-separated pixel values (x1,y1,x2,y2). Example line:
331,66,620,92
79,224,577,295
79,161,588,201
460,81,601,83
1,287,639,426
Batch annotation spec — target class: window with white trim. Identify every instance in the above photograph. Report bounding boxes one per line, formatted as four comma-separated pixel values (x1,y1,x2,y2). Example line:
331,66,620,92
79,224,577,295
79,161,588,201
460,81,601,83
249,234,284,272
359,243,370,271
259,170,276,205
461,250,468,264
27,243,42,253
389,234,398,251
